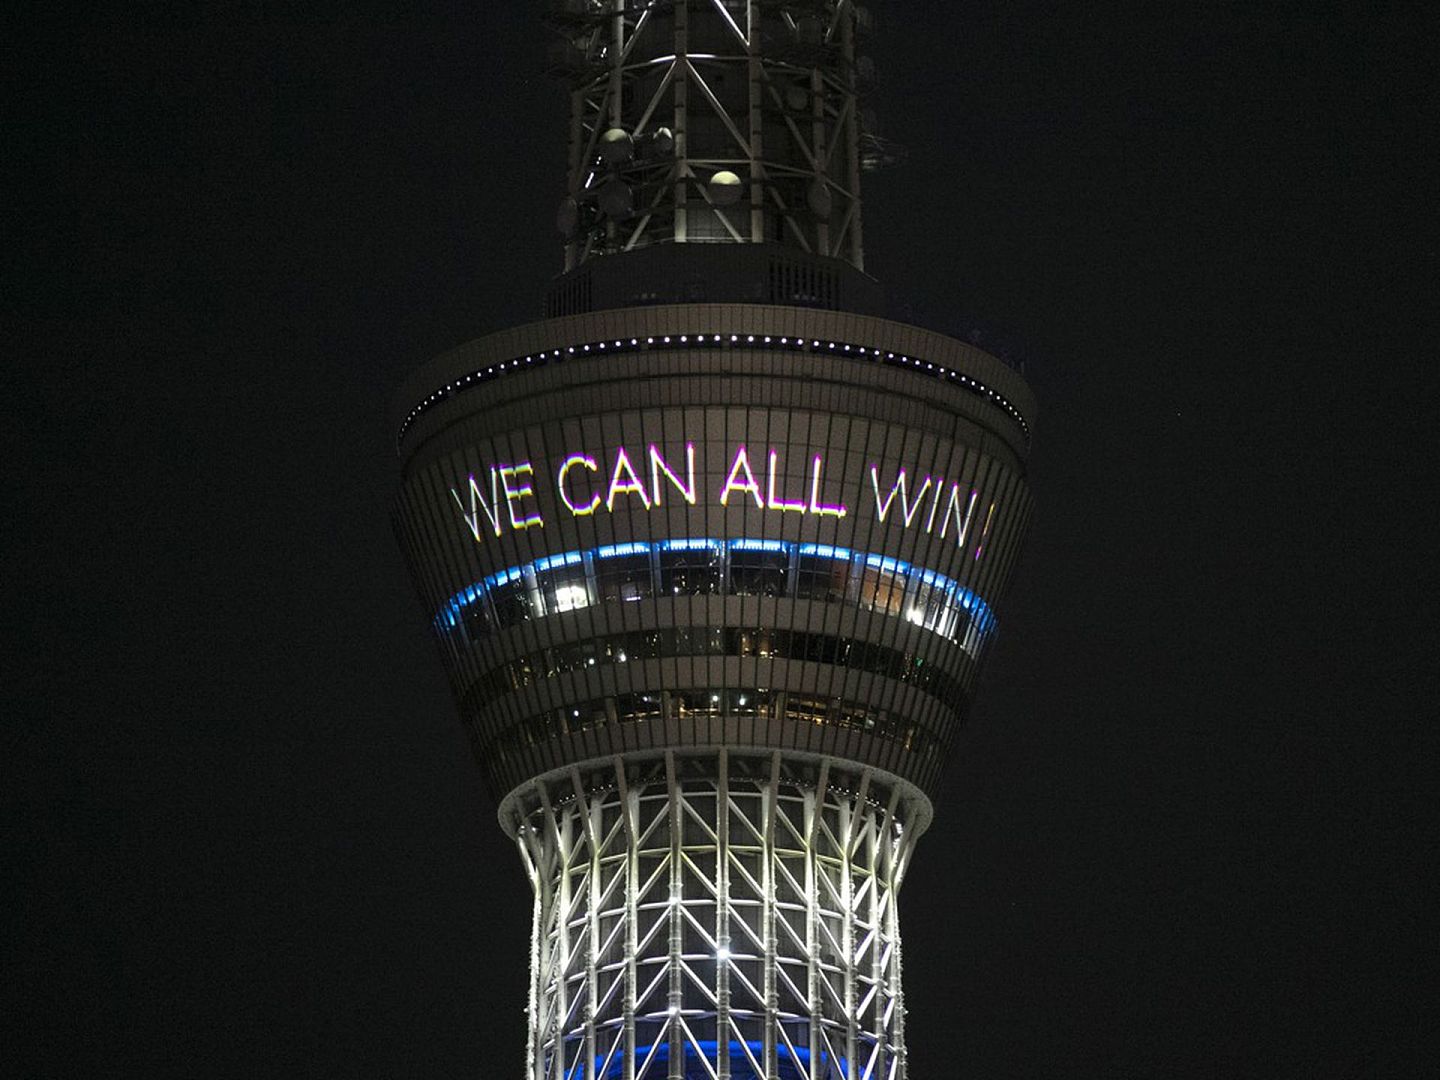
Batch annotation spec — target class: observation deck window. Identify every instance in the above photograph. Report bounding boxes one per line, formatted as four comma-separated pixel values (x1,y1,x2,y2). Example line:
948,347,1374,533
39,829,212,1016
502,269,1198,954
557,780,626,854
907,574,959,638
537,561,591,614
794,553,850,603
615,692,661,722
858,563,906,617
786,695,832,726
729,548,789,597
674,690,724,718
659,545,722,595
490,574,535,625
460,601,491,638
561,699,610,734
596,553,652,602
485,688,944,774
439,538,996,655
728,689,770,718
551,638,603,672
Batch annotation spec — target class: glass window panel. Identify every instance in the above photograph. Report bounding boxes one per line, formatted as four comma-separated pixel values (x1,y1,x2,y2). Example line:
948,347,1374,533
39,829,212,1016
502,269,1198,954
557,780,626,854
658,548,722,595
761,629,784,659
636,630,663,660
727,689,771,718
794,554,849,602
858,564,905,616
904,576,958,637
699,627,725,655
537,564,592,614
729,549,789,597
460,599,491,638
673,689,718,717
490,576,535,625
785,695,831,726
838,703,874,731
614,692,660,722
597,554,653,602
511,655,536,690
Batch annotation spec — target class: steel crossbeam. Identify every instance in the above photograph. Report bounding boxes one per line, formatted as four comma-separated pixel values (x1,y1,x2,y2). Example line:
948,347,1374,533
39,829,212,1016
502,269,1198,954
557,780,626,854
548,1,867,270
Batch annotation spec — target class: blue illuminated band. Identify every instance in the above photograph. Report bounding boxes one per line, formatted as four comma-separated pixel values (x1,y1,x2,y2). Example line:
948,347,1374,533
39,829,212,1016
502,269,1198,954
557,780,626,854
588,1041,845,1079
435,537,996,638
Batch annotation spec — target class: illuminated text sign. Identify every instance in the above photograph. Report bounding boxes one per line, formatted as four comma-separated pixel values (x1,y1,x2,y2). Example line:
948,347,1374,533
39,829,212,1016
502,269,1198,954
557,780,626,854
450,444,996,557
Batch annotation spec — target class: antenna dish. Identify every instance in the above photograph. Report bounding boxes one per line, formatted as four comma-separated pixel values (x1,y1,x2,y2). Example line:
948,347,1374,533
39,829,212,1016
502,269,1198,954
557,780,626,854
648,127,674,156
708,171,743,206
599,127,634,165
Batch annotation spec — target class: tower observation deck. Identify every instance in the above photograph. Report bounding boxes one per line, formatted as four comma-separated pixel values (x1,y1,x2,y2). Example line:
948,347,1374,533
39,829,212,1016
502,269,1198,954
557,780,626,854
391,5,1036,1078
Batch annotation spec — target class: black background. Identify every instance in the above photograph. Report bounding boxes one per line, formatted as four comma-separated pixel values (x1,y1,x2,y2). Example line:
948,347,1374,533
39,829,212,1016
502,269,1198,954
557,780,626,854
7,3,1433,1076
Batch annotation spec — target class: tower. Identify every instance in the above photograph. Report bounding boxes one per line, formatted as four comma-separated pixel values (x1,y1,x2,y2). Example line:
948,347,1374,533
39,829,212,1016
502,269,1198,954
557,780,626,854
391,4,1034,1077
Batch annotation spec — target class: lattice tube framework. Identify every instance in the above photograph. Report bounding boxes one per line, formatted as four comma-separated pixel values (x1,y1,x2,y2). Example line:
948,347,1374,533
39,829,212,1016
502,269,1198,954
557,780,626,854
503,750,929,1080
548,0,867,270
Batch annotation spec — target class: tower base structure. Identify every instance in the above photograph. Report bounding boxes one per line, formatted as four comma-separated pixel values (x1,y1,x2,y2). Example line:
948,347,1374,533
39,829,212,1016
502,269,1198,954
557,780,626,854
502,750,929,1080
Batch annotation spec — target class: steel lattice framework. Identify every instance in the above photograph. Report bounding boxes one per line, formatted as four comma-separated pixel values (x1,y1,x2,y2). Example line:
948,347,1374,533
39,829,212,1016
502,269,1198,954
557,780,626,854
506,751,925,1080
547,0,872,270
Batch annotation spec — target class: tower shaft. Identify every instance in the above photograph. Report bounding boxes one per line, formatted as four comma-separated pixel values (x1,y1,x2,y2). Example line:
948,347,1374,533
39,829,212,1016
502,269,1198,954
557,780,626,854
390,5,1038,1078
510,751,919,1080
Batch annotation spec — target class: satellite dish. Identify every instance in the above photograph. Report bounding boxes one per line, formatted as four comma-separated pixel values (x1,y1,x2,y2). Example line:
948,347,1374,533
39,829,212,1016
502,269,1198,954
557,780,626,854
708,170,743,206
599,127,634,165
598,178,633,218
556,196,580,237
785,85,809,112
807,179,832,220
648,127,674,156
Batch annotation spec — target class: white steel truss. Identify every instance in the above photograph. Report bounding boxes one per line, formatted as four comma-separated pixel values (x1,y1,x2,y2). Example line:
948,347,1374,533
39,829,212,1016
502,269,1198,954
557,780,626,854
505,750,926,1080
545,0,871,272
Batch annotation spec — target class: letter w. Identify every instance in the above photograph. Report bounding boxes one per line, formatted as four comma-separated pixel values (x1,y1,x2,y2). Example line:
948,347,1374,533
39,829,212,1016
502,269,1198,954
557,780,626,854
450,470,503,540
870,467,932,527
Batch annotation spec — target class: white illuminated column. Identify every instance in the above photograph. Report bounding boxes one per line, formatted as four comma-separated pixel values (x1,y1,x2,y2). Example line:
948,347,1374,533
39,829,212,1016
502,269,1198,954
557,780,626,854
504,751,925,1080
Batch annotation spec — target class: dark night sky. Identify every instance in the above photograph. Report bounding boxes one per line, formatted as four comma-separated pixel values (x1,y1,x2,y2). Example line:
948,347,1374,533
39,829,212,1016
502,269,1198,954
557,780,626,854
7,4,1434,1076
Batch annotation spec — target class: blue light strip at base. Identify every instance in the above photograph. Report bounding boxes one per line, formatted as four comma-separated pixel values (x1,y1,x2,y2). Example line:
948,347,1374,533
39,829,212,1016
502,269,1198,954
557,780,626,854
590,1040,844,1080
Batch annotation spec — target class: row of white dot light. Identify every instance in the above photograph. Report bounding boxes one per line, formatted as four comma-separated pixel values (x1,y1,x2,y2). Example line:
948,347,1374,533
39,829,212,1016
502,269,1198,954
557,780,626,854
397,333,1030,448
